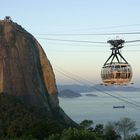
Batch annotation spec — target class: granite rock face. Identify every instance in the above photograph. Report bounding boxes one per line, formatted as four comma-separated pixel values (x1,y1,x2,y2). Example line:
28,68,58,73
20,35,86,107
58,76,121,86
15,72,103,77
0,17,74,125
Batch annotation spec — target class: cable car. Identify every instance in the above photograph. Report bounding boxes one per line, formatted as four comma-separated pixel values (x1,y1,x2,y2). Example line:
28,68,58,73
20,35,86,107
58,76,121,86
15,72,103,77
101,39,132,85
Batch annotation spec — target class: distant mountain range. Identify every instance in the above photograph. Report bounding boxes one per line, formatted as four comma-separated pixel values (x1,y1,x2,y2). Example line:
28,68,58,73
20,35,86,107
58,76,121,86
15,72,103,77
57,84,140,94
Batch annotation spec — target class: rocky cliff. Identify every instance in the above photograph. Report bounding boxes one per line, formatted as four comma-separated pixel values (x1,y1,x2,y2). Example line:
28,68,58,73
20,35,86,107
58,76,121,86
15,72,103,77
0,17,75,125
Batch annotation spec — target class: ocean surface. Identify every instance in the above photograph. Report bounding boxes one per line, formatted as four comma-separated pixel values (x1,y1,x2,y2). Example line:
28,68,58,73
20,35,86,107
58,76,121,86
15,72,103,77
59,91,140,133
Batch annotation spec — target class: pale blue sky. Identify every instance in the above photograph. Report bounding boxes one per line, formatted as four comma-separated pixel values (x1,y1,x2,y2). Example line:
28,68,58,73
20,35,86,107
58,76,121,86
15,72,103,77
1,0,140,86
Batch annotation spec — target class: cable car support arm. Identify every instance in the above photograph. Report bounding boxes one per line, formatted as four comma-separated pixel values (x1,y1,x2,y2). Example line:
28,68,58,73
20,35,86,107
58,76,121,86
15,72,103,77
104,39,128,66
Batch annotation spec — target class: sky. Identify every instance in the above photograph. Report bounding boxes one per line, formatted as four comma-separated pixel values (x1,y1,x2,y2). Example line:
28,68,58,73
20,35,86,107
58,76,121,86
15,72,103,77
1,0,140,86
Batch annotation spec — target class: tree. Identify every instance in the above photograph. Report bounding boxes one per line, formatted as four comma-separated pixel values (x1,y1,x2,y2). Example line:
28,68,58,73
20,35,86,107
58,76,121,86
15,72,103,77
48,127,100,140
94,124,104,137
128,134,140,140
79,120,93,129
104,122,121,140
116,117,137,140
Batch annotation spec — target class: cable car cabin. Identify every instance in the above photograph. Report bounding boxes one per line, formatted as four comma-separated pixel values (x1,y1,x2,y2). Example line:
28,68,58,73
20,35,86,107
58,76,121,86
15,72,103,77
101,39,133,85
101,62,132,85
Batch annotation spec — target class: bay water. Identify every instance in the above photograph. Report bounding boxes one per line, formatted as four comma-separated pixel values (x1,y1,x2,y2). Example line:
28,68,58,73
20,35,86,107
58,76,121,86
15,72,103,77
59,91,140,133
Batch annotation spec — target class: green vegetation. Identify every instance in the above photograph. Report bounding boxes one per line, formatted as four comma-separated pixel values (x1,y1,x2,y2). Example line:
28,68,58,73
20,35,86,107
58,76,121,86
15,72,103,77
116,117,137,140
0,93,66,139
0,93,139,140
48,119,139,140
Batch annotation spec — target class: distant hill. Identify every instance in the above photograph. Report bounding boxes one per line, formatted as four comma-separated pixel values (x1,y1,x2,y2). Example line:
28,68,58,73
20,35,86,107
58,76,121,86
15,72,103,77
91,84,140,92
59,89,81,98
57,84,93,93
85,93,98,97
57,84,140,93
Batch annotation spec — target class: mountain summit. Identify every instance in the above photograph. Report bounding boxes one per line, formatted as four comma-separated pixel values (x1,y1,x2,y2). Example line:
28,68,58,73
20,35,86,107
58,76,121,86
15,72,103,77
0,17,74,125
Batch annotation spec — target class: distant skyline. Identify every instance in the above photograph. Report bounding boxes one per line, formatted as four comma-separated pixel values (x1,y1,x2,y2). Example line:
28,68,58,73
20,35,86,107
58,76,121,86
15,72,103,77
1,0,140,86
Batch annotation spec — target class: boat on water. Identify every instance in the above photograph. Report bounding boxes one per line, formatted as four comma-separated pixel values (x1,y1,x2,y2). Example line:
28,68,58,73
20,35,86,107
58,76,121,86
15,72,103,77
113,105,125,109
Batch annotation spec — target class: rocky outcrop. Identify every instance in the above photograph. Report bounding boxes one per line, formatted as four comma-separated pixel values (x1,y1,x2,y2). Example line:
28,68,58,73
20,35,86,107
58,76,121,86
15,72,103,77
0,17,75,125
